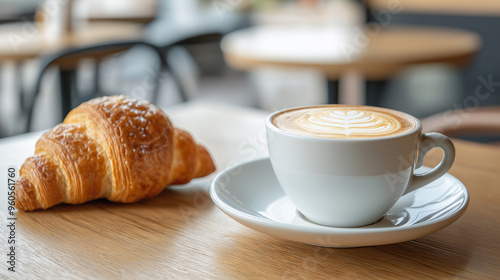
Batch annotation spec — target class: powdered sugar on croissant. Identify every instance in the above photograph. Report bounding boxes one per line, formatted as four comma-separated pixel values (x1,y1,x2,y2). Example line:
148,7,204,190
15,96,216,211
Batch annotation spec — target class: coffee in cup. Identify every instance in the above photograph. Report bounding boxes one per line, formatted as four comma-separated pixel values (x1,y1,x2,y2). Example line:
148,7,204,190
272,105,417,139
266,105,455,227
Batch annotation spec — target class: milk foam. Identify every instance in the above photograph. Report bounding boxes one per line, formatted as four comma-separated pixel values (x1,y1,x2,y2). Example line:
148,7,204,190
273,106,417,138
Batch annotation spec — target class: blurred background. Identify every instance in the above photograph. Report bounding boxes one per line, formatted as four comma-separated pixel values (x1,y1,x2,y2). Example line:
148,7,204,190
0,0,499,142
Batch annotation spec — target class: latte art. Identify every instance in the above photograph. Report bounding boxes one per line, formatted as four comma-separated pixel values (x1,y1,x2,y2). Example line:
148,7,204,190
273,106,417,138
297,109,402,137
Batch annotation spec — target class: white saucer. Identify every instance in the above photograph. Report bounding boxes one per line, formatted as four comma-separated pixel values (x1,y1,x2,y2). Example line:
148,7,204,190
210,157,469,247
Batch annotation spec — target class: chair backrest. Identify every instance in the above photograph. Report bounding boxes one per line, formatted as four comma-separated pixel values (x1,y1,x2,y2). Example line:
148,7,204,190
25,40,188,132
366,0,500,17
421,106,500,138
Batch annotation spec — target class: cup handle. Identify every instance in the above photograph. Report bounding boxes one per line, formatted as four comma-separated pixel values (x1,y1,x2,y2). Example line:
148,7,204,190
403,133,455,195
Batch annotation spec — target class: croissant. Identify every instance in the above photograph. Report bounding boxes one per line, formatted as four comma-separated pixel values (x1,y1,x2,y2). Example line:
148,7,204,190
15,95,216,211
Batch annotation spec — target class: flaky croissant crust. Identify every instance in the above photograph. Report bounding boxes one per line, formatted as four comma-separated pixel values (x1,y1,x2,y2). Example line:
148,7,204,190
15,96,215,211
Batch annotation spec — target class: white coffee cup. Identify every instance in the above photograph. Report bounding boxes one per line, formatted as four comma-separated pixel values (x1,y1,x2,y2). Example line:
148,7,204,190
266,105,455,227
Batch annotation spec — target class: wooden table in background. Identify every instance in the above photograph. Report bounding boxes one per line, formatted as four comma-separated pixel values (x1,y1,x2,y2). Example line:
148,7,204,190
0,102,499,279
368,0,500,16
0,0,159,24
0,21,144,62
0,21,144,136
80,0,158,24
222,25,480,104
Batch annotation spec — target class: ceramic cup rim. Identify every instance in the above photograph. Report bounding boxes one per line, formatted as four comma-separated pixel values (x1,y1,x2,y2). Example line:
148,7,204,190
266,105,422,142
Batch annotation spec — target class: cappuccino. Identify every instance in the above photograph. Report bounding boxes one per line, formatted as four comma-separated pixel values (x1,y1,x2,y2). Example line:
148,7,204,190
272,105,417,139
266,105,455,227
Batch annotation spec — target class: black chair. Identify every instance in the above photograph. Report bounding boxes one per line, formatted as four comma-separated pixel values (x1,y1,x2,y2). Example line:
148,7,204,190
25,40,189,132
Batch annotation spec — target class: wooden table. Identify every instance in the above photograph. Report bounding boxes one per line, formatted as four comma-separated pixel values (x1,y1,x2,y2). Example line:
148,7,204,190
0,102,499,279
76,0,158,24
0,21,144,137
0,0,158,24
367,0,500,16
0,21,144,62
222,25,480,104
